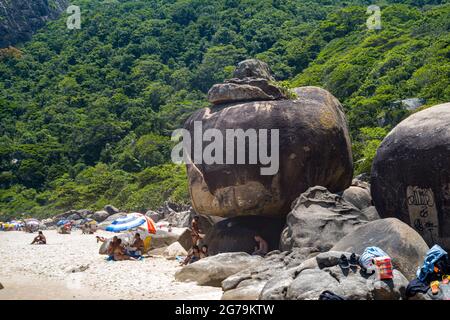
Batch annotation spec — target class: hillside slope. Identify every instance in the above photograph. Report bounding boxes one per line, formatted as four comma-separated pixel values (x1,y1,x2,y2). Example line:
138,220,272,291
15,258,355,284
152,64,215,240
0,0,448,219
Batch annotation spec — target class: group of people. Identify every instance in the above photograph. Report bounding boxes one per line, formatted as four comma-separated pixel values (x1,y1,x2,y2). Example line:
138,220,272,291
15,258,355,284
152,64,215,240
98,232,145,261
179,216,208,265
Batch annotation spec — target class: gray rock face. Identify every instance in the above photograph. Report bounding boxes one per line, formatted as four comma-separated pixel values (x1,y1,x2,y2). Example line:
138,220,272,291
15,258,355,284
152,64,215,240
233,59,275,81
221,249,312,299
104,205,120,215
343,186,372,210
361,206,380,221
145,210,162,223
0,0,69,47
203,216,285,255
371,103,450,250
175,252,263,287
186,85,353,218
92,210,110,223
208,82,275,105
331,218,429,280
280,186,368,252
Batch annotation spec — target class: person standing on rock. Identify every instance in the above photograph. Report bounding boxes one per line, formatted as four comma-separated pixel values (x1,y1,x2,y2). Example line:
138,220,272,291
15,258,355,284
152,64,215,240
252,235,268,257
191,216,202,246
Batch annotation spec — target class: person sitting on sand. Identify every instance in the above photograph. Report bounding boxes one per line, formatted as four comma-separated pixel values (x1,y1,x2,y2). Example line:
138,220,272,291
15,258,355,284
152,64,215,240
252,235,268,257
127,233,144,259
191,216,202,246
31,231,46,245
200,245,209,259
113,239,138,261
181,245,201,265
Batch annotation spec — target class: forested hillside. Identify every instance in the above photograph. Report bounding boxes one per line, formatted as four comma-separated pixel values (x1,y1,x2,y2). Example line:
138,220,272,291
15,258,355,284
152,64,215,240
0,0,449,219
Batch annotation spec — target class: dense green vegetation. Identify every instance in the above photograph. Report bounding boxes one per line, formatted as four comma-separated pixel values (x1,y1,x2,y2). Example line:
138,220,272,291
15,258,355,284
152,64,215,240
0,0,449,219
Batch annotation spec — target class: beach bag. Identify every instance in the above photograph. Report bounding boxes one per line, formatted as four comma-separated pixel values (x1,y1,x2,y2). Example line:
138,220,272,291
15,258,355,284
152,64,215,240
373,256,393,280
416,244,448,283
359,246,389,270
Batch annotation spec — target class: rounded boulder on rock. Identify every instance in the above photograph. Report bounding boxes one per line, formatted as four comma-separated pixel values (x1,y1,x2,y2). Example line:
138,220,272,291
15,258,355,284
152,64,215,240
185,67,353,219
331,218,429,280
371,103,450,249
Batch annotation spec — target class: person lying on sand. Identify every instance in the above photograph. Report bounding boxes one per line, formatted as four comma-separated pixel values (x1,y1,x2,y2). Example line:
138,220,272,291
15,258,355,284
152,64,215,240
31,231,46,245
127,233,144,259
252,235,268,257
113,239,139,261
181,245,201,265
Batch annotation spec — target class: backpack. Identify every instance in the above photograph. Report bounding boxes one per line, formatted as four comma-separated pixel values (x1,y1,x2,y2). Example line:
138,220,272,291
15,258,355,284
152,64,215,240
416,244,448,283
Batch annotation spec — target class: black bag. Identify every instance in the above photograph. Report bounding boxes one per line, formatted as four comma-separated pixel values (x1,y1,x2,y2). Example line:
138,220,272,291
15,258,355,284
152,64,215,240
319,290,346,300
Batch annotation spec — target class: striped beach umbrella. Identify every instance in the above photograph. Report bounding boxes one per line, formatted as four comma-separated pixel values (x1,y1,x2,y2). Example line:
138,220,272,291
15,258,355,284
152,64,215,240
106,213,156,234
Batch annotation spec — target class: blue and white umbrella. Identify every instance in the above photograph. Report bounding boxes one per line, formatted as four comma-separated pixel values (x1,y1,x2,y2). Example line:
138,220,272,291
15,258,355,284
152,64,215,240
105,213,156,233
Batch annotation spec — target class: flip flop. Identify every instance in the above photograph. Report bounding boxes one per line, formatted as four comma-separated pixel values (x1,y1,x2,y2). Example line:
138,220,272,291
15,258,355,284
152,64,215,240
431,281,440,295
349,253,359,267
339,254,350,269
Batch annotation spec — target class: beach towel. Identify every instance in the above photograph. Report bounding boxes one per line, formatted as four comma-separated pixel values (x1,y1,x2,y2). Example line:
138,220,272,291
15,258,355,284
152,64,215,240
359,246,389,270
416,244,448,283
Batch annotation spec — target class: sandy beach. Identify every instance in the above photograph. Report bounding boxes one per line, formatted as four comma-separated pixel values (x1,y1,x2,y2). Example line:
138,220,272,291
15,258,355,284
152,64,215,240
0,230,222,300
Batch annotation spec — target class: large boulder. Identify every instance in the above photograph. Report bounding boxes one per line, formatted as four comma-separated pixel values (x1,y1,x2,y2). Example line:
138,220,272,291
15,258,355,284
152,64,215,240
280,186,368,252
331,218,429,280
203,216,285,255
163,242,188,260
92,210,110,223
208,82,276,105
104,205,120,215
175,252,263,287
342,186,372,210
371,103,450,249
185,83,353,219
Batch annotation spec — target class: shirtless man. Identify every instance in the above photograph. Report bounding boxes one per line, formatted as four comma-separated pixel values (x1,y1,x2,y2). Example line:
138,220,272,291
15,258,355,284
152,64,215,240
252,235,268,257
191,216,202,246
113,239,137,261
31,231,46,245
127,233,145,259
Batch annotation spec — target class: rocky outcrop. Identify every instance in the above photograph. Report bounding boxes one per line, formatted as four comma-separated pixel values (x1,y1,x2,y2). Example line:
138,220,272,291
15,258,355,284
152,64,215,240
104,205,120,215
283,262,408,300
371,103,450,249
203,216,285,255
175,252,263,287
280,186,368,252
0,0,69,47
331,218,429,280
233,59,275,81
221,249,312,299
185,60,353,219
92,210,110,223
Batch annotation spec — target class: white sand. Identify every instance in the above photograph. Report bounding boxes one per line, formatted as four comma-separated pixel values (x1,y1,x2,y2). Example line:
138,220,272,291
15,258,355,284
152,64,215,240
0,230,222,300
